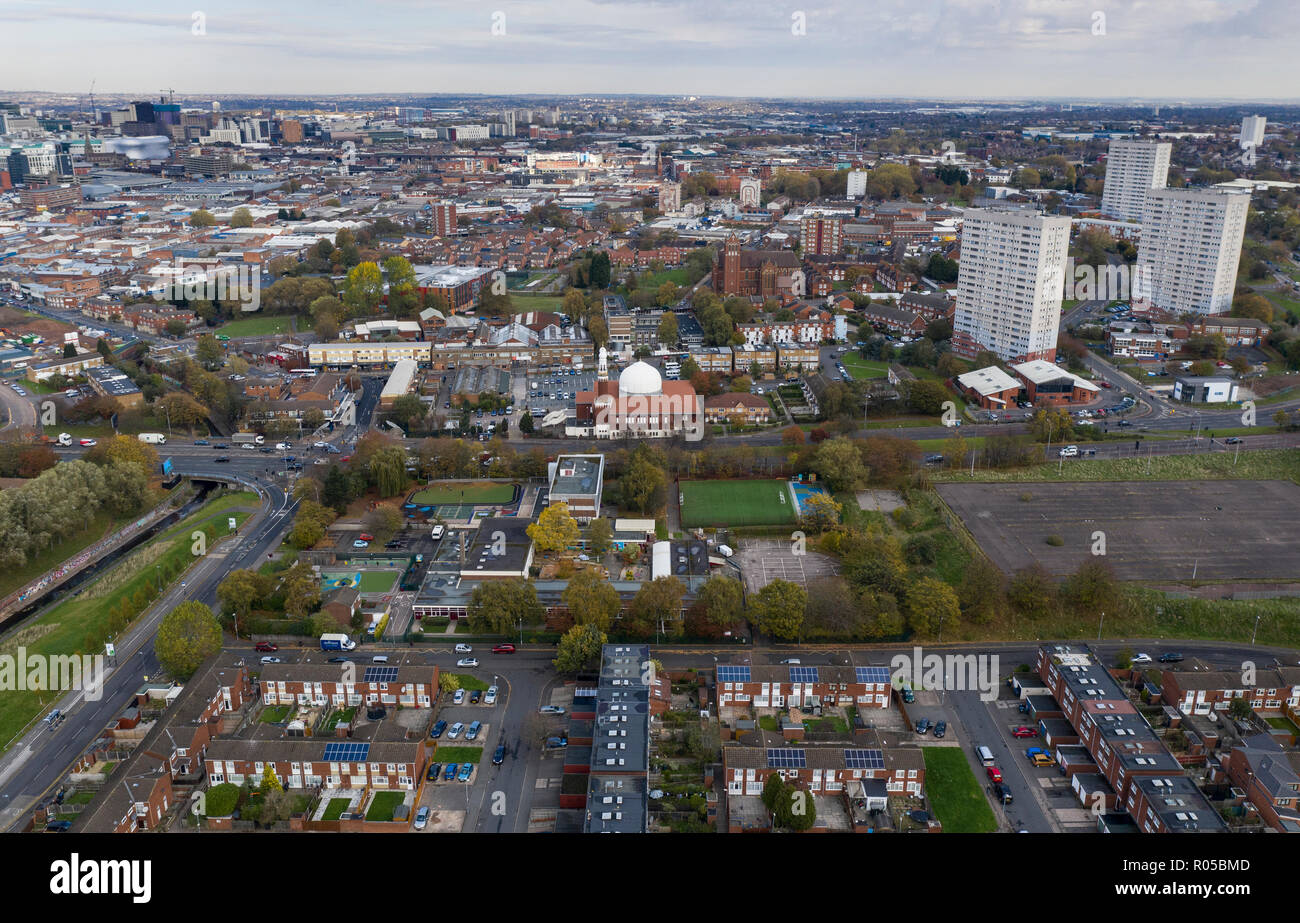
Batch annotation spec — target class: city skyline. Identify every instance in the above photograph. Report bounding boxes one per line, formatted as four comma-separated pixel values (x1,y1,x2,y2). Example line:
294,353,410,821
1,0,1298,100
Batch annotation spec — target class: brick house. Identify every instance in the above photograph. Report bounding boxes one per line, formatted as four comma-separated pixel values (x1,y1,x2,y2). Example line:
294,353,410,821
704,392,773,425
716,664,893,711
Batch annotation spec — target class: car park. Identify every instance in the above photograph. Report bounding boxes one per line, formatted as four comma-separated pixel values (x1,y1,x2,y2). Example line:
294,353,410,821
447,722,465,739
457,657,479,667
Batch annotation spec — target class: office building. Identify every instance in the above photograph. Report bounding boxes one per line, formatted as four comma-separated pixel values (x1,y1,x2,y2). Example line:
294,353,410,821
952,209,1071,362
1137,187,1249,316
1100,139,1171,223
1240,114,1266,149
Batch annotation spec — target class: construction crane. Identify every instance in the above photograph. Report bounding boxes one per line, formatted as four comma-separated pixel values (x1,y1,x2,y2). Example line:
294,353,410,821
160,88,175,106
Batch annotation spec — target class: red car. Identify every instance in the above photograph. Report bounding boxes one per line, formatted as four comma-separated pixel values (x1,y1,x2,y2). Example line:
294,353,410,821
1011,726,1038,738
254,642,278,653
492,643,516,654
359,533,374,541
986,766,1003,783
1100,381,1112,389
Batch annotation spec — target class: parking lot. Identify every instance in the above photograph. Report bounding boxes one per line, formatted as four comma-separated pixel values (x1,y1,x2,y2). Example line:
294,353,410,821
525,368,594,421
733,537,842,594
937,479,1300,581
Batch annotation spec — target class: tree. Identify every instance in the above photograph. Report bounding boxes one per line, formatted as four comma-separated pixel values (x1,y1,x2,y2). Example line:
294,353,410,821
904,577,960,637
811,437,868,492
365,504,405,543
188,208,217,228
230,207,253,229
587,517,613,554
618,445,667,514
343,261,384,316
563,568,621,631
657,311,679,347
1227,697,1253,721
554,623,607,673
750,579,807,640
628,576,686,637
195,333,225,370
527,501,580,553
959,556,1005,625
799,492,842,532
902,379,950,415
155,601,222,679
259,763,283,794
85,434,158,475
466,578,543,634
157,392,210,430
695,575,744,628
1007,563,1057,620
781,425,806,446
280,560,322,620
1062,558,1121,615
589,251,612,289
867,163,916,199
216,569,270,622
730,375,752,393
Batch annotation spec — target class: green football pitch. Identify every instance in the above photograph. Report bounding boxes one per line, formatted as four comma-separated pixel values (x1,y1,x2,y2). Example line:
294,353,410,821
679,479,797,528
410,482,517,505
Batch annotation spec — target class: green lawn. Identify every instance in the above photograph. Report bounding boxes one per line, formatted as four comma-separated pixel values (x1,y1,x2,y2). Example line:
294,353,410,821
321,570,399,594
365,791,406,821
840,354,890,379
433,745,484,764
448,673,489,691
0,491,257,752
508,293,565,312
214,315,294,338
322,798,351,822
930,448,1300,485
410,482,517,505
260,705,293,723
679,478,797,528
922,748,997,833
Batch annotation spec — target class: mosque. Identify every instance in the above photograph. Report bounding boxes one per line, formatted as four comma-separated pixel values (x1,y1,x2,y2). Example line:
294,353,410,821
570,347,703,439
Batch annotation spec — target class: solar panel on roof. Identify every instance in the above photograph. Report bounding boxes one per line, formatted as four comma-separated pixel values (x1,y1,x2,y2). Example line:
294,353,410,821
322,742,370,762
717,665,751,683
843,749,885,770
766,748,807,769
855,666,891,685
363,666,398,683
789,667,819,683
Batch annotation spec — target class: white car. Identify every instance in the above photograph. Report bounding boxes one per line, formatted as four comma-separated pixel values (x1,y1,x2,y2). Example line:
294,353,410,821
716,544,734,558
313,441,328,449
455,643,473,654
275,442,291,450
539,705,565,715
457,657,479,668
1059,445,1079,458
1131,653,1152,664
453,689,466,704
484,685,498,705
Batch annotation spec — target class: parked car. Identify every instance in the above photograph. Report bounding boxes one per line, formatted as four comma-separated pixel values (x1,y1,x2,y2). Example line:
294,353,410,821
470,689,481,704
443,762,458,781
260,656,281,664
993,782,1013,804
454,643,473,654
466,720,482,740
933,720,947,739
359,533,374,541
1130,653,1152,664
327,657,352,664
275,442,291,450
898,685,915,704
491,643,515,654
540,705,566,715
779,658,801,665
453,689,466,705
352,540,369,549
1058,445,1079,458
414,805,430,830
45,820,72,832
78,438,96,446
430,719,447,739
1158,652,1184,663
492,744,506,765
914,718,932,735
254,642,278,653
1011,726,1038,738
484,686,497,705
447,722,465,739
1225,437,1243,445
457,657,479,667
457,763,474,782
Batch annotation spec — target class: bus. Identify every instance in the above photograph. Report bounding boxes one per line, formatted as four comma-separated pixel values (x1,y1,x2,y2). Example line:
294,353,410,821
288,368,317,379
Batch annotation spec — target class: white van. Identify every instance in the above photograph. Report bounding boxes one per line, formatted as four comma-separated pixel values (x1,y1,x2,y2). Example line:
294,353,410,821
430,524,445,540
976,745,995,767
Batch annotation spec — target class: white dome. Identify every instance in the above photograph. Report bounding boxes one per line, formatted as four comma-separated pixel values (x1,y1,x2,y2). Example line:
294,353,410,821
618,360,662,396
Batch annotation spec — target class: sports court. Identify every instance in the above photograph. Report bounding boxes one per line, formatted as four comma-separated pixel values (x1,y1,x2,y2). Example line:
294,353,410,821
409,482,518,505
321,570,400,594
679,479,799,528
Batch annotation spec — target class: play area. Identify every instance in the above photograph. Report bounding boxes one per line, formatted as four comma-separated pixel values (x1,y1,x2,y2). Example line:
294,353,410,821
406,481,520,524
321,570,401,594
679,479,830,528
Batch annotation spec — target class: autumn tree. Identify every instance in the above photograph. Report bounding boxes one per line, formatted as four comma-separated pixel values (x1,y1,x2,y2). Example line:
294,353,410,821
527,501,580,553
562,568,621,631
554,623,607,673
750,579,807,641
155,601,222,679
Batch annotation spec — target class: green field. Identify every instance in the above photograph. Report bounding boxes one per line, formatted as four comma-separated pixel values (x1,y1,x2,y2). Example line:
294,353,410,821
679,479,797,527
922,748,998,833
365,790,406,821
433,745,484,764
410,482,516,505
322,570,400,594
840,354,890,379
215,315,294,338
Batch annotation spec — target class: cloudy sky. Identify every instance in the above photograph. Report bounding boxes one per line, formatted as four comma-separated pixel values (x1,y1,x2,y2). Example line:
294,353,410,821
0,0,1294,100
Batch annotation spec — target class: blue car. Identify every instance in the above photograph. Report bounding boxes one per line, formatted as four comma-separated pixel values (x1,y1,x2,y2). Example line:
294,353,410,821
430,719,447,739
457,763,474,782
443,762,458,781
492,745,505,765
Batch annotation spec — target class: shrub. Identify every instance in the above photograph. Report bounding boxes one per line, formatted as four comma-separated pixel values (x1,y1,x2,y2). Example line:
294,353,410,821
1046,535,1064,546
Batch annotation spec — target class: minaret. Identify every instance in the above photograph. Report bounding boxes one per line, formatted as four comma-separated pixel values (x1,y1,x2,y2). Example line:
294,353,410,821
597,346,609,382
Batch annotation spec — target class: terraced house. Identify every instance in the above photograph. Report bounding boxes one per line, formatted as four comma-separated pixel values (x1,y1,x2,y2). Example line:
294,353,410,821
715,664,894,711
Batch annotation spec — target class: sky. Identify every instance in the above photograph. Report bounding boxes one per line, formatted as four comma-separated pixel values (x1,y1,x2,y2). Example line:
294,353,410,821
0,0,1296,100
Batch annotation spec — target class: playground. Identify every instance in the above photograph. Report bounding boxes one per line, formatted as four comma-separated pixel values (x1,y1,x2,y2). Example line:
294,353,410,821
321,570,402,593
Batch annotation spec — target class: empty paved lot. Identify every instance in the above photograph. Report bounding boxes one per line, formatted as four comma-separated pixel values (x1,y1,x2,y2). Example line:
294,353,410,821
734,537,841,594
937,480,1300,582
